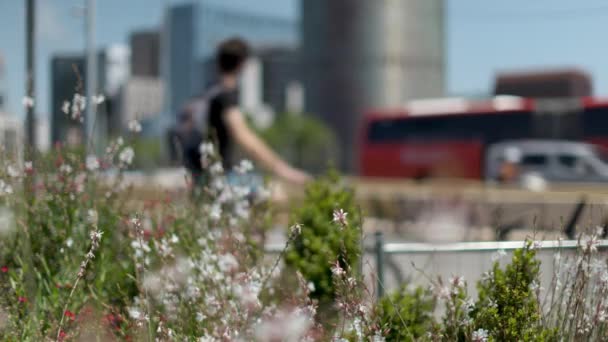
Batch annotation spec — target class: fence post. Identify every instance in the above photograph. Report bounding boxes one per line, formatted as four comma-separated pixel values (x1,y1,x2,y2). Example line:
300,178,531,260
375,231,385,300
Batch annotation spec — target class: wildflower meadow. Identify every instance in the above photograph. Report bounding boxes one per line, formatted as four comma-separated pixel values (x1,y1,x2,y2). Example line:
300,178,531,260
1,108,608,341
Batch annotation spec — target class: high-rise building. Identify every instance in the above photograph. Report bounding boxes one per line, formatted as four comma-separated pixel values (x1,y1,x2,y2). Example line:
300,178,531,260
258,46,300,114
301,0,445,170
162,3,298,115
100,45,130,137
51,48,128,145
130,31,160,77
50,55,86,144
120,77,164,127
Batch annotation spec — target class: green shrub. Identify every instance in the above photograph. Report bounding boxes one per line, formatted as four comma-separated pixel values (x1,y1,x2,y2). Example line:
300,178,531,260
258,113,338,173
472,242,556,341
285,171,361,306
376,285,436,341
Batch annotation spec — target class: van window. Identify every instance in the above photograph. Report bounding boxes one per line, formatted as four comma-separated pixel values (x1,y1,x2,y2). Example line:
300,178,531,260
558,154,595,175
521,155,547,166
557,155,577,168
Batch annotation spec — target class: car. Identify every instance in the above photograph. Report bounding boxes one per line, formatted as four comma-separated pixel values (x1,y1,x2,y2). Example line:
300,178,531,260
485,140,608,183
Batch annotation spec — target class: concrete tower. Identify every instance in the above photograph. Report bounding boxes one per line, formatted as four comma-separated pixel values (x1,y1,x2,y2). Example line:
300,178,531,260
301,0,445,170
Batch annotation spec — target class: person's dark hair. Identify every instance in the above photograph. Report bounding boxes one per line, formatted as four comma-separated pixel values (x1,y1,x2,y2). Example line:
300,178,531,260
216,37,250,74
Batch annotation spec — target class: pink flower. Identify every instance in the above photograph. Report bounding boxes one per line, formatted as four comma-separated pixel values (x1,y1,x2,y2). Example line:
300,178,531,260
64,310,76,320
332,209,348,226
1,266,7,273
18,296,27,303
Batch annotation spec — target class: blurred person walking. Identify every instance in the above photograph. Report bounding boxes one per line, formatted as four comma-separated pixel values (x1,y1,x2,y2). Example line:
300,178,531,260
174,38,310,192
497,146,521,184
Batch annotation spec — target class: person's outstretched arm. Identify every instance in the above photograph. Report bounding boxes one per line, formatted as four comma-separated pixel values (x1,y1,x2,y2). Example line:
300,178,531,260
224,107,311,184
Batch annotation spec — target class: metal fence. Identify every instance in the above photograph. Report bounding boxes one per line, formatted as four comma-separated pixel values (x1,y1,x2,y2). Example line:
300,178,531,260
265,232,608,300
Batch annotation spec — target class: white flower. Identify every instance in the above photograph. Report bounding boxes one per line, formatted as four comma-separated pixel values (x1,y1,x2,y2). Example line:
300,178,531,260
6,165,20,178
86,155,100,171
235,159,253,174
530,280,541,292
209,162,223,175
331,260,345,276
24,161,33,173
290,223,302,236
491,249,507,262
463,298,475,312
372,333,386,342
196,312,205,322
449,275,465,288
66,237,74,248
128,307,142,320
218,253,238,273
72,94,86,113
199,142,214,156
128,119,142,133
332,209,348,226
119,147,135,166
87,209,98,225
92,94,105,105
59,163,73,174
62,101,70,114
170,234,179,244
209,203,222,221
116,137,124,146
22,96,34,108
307,282,315,292
90,230,103,241
254,309,312,342
582,234,600,253
472,328,489,342
599,310,608,322
2,184,12,195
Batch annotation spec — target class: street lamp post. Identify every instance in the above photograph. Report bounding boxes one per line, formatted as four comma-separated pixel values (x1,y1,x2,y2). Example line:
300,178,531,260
85,0,97,150
25,0,36,155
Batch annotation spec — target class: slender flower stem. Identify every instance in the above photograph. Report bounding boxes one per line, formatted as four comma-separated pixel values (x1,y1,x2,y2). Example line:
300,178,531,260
56,228,102,342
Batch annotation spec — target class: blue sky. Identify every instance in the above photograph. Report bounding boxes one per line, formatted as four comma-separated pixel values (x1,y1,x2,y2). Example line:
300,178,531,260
1,0,608,119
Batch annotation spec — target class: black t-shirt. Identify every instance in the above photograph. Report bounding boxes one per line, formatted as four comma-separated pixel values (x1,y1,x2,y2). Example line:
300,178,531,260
208,87,239,169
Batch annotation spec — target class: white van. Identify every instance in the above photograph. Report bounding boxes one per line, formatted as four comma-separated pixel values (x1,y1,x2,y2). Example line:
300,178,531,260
486,140,608,183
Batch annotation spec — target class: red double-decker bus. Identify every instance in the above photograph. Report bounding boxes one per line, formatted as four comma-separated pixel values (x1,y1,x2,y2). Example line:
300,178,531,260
359,96,608,180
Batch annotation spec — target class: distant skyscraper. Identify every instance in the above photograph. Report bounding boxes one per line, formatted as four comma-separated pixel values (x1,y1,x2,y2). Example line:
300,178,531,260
51,49,124,145
101,45,130,137
258,46,300,114
301,0,445,170
162,3,298,115
131,31,160,77
50,55,86,144
120,77,164,127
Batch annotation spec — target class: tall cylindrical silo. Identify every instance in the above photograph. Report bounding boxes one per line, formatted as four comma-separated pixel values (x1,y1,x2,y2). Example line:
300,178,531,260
301,0,445,171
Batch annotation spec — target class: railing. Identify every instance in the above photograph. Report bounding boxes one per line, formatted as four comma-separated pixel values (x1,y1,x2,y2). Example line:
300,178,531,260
265,232,608,300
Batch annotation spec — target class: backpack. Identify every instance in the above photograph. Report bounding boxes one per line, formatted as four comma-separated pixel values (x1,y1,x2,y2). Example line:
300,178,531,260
171,85,223,171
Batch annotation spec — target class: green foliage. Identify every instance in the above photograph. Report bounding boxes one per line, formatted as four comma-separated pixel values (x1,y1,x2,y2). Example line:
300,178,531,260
258,113,338,173
472,242,556,341
131,136,163,171
0,148,138,340
376,285,436,341
285,171,361,306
